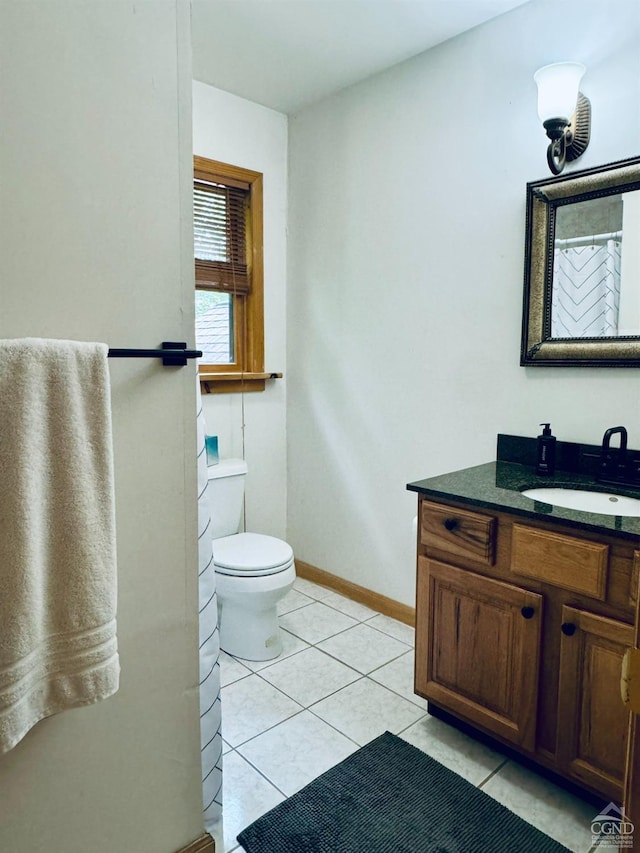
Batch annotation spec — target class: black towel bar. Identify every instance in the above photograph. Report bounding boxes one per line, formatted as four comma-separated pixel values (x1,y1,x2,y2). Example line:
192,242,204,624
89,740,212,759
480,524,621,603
107,342,202,367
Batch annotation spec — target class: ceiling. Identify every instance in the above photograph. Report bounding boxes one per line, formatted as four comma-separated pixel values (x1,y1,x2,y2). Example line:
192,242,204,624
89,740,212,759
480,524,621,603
191,0,530,114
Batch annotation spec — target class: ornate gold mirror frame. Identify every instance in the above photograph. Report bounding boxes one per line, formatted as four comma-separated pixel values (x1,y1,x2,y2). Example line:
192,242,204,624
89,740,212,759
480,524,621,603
521,155,640,367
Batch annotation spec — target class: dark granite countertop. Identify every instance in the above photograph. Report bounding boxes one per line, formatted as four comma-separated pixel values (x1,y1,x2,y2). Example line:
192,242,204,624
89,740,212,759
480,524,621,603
407,457,640,542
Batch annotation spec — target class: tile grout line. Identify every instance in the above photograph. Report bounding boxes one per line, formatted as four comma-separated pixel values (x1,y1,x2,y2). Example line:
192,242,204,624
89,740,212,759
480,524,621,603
230,664,428,756
283,587,415,643
278,618,367,648
227,743,291,799
227,642,416,685
227,705,305,752
302,703,367,750
229,636,422,714
476,756,510,790
278,616,414,664
225,664,426,785
262,603,413,670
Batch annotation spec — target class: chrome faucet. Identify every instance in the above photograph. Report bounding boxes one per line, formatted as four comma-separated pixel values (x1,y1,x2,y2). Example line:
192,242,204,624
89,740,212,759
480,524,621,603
600,426,628,481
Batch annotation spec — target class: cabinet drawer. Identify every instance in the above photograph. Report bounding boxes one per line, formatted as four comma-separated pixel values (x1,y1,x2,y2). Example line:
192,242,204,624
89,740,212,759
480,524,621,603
421,501,496,565
511,524,608,600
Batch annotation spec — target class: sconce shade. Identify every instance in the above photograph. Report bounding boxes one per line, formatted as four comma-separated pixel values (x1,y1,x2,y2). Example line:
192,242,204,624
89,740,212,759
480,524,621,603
534,62,585,122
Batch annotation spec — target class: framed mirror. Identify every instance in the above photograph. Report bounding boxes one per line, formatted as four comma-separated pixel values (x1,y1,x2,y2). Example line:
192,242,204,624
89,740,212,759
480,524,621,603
521,155,640,366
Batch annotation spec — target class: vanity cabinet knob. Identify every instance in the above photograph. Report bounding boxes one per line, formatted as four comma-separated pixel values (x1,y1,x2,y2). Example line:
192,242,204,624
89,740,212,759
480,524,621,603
561,622,577,636
521,606,535,619
444,518,458,531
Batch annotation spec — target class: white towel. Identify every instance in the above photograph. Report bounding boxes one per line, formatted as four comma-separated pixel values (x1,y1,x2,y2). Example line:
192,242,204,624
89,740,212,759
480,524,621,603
0,338,119,753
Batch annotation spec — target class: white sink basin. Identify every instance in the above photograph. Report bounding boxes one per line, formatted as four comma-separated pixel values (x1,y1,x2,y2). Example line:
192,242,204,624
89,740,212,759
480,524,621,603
521,487,640,517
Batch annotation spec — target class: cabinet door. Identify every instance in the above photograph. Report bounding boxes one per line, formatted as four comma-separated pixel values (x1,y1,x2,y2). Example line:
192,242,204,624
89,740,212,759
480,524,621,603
557,606,633,801
415,557,542,751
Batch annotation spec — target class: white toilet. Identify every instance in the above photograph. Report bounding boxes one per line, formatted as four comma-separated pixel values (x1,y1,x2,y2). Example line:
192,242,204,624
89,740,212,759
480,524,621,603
207,458,296,661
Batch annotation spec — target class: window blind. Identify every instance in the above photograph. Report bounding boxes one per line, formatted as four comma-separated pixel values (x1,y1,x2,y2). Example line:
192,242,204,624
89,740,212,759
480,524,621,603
194,179,250,295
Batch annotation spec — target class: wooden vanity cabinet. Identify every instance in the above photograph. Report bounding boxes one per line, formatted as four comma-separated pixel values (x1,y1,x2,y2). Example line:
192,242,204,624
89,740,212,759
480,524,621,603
414,496,637,802
417,558,542,751
557,606,633,801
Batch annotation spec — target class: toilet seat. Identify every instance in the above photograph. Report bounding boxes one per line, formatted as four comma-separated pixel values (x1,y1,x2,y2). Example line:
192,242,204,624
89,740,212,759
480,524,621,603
213,532,294,577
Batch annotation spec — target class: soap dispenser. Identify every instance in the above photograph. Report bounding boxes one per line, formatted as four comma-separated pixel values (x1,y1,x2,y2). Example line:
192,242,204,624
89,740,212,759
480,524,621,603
536,423,556,476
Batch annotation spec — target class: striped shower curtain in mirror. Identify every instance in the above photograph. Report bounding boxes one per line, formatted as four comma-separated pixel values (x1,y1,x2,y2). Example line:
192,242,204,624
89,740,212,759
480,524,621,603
551,239,622,338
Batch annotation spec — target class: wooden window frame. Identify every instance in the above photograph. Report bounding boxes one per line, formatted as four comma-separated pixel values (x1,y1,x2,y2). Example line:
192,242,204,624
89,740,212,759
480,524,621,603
195,156,267,393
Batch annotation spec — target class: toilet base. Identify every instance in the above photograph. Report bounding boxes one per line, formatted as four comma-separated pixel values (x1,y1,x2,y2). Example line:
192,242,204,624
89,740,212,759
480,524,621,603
219,601,283,661
216,563,296,661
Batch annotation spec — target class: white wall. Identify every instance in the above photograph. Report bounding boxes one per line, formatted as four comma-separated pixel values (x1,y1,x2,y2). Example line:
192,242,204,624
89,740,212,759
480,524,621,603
0,3,203,851
193,82,288,539
287,0,640,606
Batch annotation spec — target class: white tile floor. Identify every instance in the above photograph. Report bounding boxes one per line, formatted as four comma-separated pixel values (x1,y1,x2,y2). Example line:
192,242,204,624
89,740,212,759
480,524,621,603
220,578,600,853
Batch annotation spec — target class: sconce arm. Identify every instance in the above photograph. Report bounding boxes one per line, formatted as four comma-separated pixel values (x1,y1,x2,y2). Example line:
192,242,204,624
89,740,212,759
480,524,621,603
540,92,591,176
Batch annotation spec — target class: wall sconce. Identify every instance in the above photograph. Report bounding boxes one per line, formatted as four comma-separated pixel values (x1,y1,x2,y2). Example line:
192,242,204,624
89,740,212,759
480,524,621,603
534,62,591,175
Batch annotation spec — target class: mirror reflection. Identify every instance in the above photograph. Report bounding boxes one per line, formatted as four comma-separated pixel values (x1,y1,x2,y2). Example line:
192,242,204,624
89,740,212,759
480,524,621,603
551,191,640,338
520,155,640,367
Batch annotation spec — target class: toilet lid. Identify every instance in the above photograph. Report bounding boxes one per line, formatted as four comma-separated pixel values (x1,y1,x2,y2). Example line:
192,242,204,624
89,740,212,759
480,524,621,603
213,532,294,577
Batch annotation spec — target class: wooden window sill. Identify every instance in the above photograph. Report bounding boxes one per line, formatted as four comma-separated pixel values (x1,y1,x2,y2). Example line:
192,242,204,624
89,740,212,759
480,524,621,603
199,371,282,394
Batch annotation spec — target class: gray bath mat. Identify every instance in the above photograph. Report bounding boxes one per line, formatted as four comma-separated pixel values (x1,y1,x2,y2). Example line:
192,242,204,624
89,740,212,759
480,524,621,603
237,731,571,852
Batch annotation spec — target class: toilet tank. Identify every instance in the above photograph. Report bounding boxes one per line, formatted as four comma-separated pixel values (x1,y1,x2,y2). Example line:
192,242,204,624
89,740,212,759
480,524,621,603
207,458,248,539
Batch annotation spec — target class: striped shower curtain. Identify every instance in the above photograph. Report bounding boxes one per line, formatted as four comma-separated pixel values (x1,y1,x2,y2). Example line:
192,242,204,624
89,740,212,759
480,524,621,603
551,240,622,338
196,384,223,841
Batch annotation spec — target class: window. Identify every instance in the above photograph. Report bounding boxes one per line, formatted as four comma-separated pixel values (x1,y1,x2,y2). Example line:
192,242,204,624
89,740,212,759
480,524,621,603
194,156,266,392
